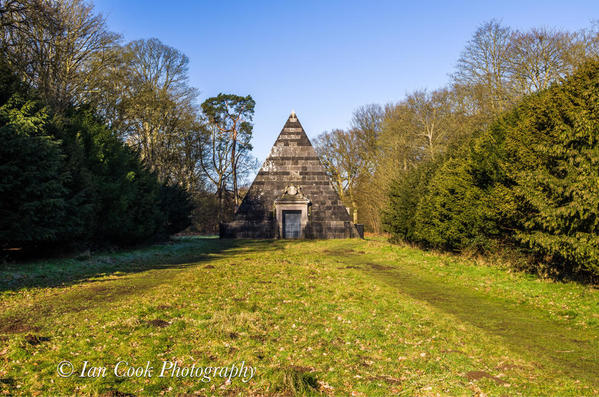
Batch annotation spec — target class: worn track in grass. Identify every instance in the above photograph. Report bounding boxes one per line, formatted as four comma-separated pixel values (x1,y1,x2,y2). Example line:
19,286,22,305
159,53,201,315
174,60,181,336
0,237,597,396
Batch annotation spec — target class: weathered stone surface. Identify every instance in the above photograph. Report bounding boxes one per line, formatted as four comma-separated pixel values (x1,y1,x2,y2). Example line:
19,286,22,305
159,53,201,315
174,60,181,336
220,112,360,239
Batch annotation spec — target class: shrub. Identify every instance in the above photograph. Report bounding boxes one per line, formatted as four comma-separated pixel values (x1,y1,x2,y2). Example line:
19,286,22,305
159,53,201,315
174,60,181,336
384,59,599,278
0,60,193,252
383,161,438,243
0,95,70,247
159,184,193,236
501,60,599,276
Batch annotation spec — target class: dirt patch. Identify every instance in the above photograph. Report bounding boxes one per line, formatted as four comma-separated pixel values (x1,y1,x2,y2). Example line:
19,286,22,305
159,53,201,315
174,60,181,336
367,263,393,270
0,378,15,386
24,334,50,345
203,265,216,269
0,317,41,334
250,334,266,342
155,304,171,311
323,249,357,256
146,319,169,328
368,375,403,385
0,282,151,334
465,370,508,384
99,390,135,397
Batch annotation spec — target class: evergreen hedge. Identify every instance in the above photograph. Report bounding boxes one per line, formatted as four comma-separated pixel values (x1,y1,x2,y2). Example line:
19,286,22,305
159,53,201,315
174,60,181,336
0,60,192,252
384,60,599,278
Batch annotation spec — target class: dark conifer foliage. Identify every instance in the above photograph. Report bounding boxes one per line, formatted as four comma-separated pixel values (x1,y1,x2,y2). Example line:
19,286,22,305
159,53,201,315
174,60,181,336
0,72,70,246
0,59,192,252
384,59,599,278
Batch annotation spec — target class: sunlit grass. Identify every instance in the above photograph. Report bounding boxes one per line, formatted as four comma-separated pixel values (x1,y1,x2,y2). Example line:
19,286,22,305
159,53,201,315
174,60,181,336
0,237,597,395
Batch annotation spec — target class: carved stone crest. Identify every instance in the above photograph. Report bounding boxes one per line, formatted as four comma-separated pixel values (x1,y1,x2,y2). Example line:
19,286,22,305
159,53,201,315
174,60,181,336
285,184,298,196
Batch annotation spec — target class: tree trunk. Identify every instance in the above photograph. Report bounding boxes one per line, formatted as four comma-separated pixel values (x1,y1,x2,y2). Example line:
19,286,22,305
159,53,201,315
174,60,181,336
349,187,358,223
217,184,224,223
231,130,239,211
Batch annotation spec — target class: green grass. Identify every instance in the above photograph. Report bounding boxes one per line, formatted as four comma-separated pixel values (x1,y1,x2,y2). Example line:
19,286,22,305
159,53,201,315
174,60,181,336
0,237,597,395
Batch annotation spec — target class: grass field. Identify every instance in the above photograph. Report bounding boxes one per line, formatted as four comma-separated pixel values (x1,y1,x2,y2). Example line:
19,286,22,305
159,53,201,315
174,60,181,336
0,237,597,396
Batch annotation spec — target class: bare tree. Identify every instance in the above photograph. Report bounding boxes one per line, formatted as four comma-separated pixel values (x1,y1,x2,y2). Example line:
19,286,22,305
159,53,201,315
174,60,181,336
575,20,599,61
314,130,346,201
508,28,577,95
350,104,383,173
0,0,46,30
405,89,456,161
114,38,202,185
1,0,120,111
453,19,513,115
314,128,367,224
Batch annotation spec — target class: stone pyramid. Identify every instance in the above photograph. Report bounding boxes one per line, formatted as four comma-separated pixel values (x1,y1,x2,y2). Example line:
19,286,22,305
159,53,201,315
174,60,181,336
220,112,360,239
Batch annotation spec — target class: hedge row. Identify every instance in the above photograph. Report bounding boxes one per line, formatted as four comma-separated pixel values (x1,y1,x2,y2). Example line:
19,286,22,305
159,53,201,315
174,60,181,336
384,60,599,278
0,61,192,252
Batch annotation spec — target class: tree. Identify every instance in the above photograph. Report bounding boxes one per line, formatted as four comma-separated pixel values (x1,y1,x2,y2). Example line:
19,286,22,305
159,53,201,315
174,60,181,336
159,184,193,235
314,105,384,227
384,59,599,278
574,20,599,61
314,128,368,224
199,117,233,221
0,66,70,247
0,0,48,31
383,160,438,243
89,38,205,189
1,0,121,111
349,104,384,229
378,103,418,171
201,94,255,212
453,19,513,116
501,59,599,276
508,28,577,95
350,104,383,170
405,88,459,161
120,38,199,181
0,57,193,250
411,155,502,252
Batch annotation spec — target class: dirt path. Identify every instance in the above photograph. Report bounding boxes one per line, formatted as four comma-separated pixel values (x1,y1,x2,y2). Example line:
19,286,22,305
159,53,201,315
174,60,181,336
364,264,599,387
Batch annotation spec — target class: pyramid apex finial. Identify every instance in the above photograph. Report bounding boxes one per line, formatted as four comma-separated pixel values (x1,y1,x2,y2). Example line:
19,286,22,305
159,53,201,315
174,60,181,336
290,109,296,120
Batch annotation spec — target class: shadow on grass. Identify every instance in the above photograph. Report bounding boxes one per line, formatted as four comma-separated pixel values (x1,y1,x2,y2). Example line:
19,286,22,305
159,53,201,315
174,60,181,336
0,237,278,293
0,237,282,334
364,266,599,387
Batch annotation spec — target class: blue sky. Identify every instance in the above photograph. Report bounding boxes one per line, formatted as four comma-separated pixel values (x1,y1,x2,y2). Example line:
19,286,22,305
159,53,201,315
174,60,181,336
93,0,599,164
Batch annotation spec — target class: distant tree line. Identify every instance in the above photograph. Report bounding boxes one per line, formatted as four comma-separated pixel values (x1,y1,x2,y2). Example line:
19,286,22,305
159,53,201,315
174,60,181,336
315,20,599,279
0,0,256,253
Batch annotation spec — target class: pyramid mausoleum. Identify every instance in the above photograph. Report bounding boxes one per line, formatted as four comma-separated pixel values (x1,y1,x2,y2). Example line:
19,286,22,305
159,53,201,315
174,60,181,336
220,112,362,239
